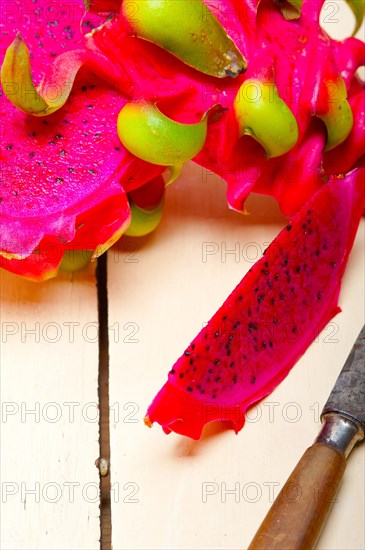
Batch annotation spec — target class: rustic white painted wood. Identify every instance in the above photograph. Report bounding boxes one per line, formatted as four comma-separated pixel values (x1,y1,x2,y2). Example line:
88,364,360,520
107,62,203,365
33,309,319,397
108,162,364,550
0,266,100,549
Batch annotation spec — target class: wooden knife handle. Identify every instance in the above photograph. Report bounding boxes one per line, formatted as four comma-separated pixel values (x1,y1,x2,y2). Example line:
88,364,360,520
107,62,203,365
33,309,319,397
248,443,346,550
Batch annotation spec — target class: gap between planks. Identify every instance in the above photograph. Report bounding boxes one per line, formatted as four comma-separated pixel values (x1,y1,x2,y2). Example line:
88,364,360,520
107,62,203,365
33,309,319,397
96,254,112,550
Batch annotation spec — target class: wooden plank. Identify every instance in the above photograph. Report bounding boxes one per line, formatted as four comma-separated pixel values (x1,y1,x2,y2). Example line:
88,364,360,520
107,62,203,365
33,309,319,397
0,266,100,549
108,162,364,550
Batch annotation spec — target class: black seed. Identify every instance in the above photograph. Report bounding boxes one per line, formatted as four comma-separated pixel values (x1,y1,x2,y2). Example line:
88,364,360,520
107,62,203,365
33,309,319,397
191,344,195,350
215,377,221,383
87,104,94,109
205,345,210,351
262,342,266,348
280,293,285,300
215,331,219,338
292,326,297,333
229,335,233,341
6,144,13,150
287,276,291,283
169,369,176,375
29,152,35,158
274,274,279,280
81,85,87,92
273,318,278,324
189,358,194,365
68,167,75,173
251,376,256,384
55,134,63,139
286,224,292,231
187,386,193,392
269,341,273,347
28,131,36,137
233,376,238,383
212,394,217,399
179,373,184,379
114,146,120,151
193,367,197,372
215,359,220,365
261,269,269,275
317,292,322,300
270,298,275,305
248,309,251,317
184,351,191,356
230,362,235,367
315,249,320,256
55,177,63,182
258,294,264,303
59,150,66,157
295,266,301,273
227,350,231,356
208,369,214,374
307,210,312,215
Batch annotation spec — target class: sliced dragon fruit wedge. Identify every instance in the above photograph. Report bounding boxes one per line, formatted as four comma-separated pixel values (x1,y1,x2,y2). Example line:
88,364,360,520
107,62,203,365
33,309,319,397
146,169,365,440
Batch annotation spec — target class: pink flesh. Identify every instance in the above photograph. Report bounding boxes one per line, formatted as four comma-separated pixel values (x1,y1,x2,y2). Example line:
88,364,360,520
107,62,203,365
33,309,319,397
0,0,163,276
146,169,365,439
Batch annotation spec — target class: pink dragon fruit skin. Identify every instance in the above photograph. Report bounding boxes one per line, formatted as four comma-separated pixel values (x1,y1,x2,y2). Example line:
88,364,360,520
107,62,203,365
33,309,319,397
1,0,364,279
146,169,365,440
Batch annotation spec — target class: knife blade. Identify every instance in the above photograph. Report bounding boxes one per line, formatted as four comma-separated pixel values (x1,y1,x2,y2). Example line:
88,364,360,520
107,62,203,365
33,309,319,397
248,325,365,550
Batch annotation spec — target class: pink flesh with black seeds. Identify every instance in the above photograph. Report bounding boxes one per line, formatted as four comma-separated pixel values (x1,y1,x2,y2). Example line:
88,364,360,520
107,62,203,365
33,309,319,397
146,169,365,439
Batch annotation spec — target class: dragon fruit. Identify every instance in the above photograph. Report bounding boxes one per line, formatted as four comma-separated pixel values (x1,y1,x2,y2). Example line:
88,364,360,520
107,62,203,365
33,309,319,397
1,0,364,279
145,170,365,439
0,0,164,279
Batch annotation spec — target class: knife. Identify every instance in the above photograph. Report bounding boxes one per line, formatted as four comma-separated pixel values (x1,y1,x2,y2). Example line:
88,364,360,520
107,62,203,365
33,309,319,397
248,325,365,550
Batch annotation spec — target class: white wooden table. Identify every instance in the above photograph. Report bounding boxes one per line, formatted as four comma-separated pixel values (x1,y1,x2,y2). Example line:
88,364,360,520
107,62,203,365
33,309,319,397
1,3,364,548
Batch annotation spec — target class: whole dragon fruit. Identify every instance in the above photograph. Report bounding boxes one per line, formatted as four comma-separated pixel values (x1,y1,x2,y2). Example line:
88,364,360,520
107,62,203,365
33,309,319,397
0,0,364,280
